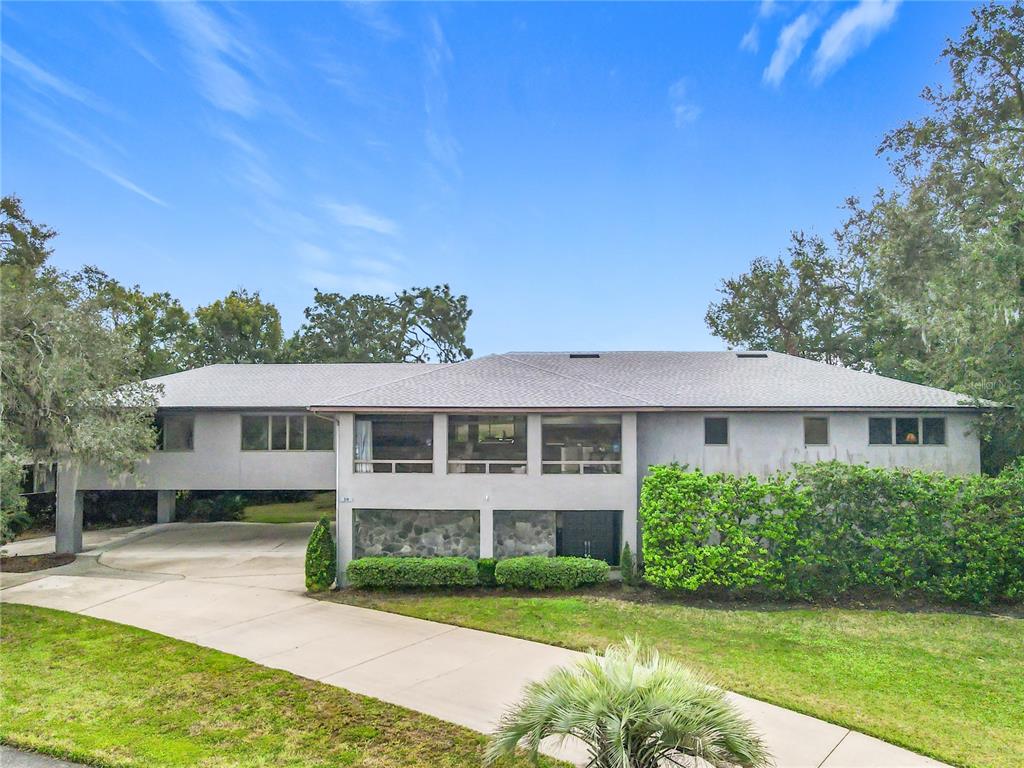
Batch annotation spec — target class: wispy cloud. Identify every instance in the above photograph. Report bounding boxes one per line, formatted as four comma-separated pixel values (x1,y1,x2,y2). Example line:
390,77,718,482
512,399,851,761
422,15,460,182
668,79,701,127
321,202,400,237
812,0,901,82
22,107,168,207
740,27,760,54
763,11,820,87
101,12,165,71
212,124,285,199
739,0,780,54
344,1,402,40
160,2,260,117
2,44,111,112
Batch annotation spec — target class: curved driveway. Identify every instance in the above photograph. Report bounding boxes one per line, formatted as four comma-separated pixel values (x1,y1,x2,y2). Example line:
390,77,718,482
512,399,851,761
2,522,946,768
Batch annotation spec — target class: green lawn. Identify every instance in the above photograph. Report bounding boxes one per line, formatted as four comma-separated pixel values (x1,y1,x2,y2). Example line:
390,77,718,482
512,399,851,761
0,605,560,768
241,491,334,524
333,591,1024,768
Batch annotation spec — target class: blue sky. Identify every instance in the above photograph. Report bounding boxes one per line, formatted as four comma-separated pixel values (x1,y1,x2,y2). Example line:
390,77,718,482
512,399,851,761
2,1,976,355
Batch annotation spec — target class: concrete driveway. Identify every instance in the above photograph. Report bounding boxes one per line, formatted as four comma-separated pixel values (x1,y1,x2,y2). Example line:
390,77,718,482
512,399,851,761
1,522,946,768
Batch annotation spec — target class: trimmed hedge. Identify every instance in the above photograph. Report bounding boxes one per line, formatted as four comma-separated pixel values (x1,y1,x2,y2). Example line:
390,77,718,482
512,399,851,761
477,558,498,587
494,555,610,590
640,460,1024,605
346,556,478,589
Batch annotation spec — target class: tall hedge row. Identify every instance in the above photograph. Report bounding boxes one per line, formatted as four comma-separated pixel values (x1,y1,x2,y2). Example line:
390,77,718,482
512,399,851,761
639,461,1024,605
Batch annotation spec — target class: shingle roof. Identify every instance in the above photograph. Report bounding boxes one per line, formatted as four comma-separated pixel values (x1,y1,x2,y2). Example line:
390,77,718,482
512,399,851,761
312,352,981,411
148,353,984,411
147,363,435,409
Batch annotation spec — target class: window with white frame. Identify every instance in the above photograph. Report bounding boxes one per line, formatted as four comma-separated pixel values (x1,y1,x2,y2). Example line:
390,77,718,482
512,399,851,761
155,414,194,451
448,415,527,474
240,414,335,451
354,414,433,473
868,416,946,446
542,415,621,474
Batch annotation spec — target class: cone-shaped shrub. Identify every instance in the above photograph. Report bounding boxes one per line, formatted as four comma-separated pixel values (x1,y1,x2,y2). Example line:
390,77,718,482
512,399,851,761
620,542,636,586
305,515,337,592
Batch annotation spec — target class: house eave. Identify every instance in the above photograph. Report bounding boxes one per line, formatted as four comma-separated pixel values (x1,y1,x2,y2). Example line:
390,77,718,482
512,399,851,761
306,404,990,415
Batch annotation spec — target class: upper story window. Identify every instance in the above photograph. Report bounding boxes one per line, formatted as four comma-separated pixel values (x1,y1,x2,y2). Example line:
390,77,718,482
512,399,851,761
355,414,432,473
803,416,829,446
241,414,335,451
542,415,621,474
869,416,946,446
704,417,728,446
156,414,194,451
448,415,527,474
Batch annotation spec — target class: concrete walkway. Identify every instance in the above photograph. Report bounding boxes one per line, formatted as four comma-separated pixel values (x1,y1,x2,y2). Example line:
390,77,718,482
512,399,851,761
1,746,89,767
1,522,946,768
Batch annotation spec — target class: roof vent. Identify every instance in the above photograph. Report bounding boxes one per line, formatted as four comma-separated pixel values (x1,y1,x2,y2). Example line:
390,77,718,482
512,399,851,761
569,353,600,359
736,352,768,359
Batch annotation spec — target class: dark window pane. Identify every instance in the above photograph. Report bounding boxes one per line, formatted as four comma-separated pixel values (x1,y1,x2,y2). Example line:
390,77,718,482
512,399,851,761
355,415,433,472
895,418,920,445
869,418,892,445
704,417,728,445
542,416,621,469
584,463,621,474
162,415,194,451
449,462,485,474
397,462,433,473
923,417,946,445
241,415,269,450
306,416,335,451
543,463,580,474
448,415,527,472
489,463,527,474
271,415,288,450
804,417,829,446
288,415,305,450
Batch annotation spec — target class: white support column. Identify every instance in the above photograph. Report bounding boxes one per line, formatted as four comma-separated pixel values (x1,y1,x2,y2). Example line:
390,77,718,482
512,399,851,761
55,462,83,554
621,412,639,556
157,490,176,523
432,413,447,475
480,506,494,558
335,413,355,586
526,413,542,476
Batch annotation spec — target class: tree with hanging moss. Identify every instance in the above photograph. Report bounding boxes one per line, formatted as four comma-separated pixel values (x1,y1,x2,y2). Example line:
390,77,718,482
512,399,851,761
705,1,1024,472
0,196,159,526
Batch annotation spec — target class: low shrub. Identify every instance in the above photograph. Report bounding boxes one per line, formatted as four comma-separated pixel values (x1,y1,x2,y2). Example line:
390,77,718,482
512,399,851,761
81,491,157,526
477,558,497,587
640,460,1024,605
178,492,246,522
347,556,478,589
495,556,610,590
305,515,336,592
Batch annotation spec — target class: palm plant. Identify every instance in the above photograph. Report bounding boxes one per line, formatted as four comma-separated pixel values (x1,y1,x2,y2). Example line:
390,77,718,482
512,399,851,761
485,638,771,768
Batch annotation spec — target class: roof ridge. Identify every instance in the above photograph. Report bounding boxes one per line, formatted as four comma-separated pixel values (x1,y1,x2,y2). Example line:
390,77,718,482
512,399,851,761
495,354,656,407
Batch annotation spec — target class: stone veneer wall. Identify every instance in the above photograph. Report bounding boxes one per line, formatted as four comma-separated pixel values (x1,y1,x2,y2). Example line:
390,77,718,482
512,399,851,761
353,509,480,558
493,510,556,558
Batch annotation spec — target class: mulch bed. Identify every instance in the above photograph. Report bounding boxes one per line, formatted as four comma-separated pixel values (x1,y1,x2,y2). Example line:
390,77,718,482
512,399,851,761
1,553,76,573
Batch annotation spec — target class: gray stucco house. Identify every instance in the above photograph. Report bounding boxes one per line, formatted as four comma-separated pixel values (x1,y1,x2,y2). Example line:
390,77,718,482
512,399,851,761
58,351,983,575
